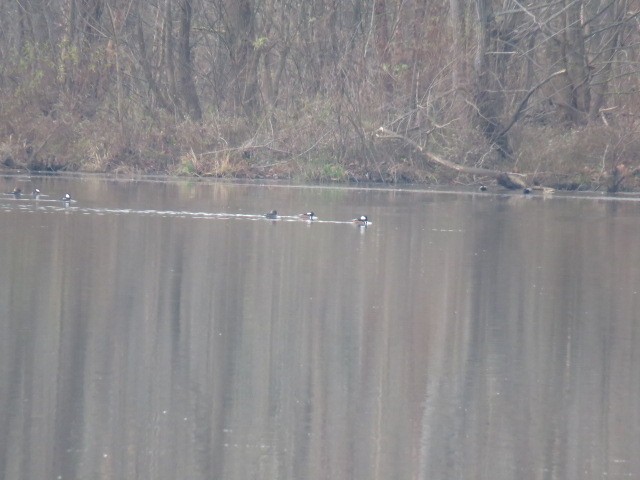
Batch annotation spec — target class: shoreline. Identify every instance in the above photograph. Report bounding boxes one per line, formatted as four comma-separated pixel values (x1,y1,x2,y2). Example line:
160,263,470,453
3,169,640,199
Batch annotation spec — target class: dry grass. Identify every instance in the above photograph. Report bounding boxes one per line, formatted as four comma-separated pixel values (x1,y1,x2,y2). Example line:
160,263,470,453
514,124,640,191
2,83,640,191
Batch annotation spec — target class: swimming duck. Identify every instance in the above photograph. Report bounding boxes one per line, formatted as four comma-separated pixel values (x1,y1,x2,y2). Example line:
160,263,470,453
523,187,532,194
32,188,41,199
479,185,487,191
298,212,318,221
62,193,72,203
11,187,22,197
353,215,372,226
264,210,278,219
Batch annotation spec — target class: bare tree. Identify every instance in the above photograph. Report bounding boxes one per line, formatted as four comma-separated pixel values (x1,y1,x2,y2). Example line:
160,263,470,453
177,0,202,120
2,0,640,179
224,0,260,116
374,0,394,104
473,0,512,158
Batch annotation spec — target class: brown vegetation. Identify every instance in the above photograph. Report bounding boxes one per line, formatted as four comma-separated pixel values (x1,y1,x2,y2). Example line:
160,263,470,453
1,0,640,191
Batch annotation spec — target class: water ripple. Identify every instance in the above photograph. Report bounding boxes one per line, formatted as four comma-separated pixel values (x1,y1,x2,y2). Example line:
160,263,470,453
0,200,361,224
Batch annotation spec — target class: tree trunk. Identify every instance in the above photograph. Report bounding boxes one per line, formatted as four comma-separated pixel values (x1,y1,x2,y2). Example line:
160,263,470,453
449,0,464,93
227,0,260,116
448,0,468,122
79,0,104,45
178,0,202,120
473,0,511,159
135,5,174,115
374,0,393,104
588,0,626,123
163,0,180,112
563,0,590,125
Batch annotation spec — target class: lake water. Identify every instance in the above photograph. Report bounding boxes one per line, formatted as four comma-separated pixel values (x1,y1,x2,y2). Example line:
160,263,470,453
0,175,639,480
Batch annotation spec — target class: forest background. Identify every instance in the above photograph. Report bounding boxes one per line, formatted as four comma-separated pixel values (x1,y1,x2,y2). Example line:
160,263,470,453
1,0,640,191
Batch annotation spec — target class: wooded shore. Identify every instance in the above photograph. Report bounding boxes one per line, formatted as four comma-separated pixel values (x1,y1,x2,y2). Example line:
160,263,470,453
2,1,640,191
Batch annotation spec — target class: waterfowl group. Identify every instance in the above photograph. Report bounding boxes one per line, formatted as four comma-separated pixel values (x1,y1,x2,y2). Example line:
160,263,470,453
5,186,72,204
265,210,319,221
264,209,371,226
6,185,371,225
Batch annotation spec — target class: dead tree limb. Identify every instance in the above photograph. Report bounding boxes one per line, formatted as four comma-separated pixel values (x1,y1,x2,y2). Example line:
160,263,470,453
375,127,528,189
498,69,567,138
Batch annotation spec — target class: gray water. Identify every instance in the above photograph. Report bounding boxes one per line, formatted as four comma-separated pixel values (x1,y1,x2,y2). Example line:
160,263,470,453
0,175,638,480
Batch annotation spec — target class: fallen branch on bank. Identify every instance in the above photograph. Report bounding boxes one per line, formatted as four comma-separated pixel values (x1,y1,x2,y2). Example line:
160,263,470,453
375,127,529,190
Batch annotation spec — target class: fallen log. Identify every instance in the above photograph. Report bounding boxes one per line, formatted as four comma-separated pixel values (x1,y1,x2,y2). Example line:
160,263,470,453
496,172,527,190
375,127,530,190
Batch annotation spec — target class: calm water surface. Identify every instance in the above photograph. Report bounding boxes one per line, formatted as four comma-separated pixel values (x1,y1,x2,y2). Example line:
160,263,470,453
0,175,639,480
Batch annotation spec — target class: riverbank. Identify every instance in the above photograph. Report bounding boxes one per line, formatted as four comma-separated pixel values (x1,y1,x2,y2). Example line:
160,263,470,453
2,118,639,193
2,0,640,194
